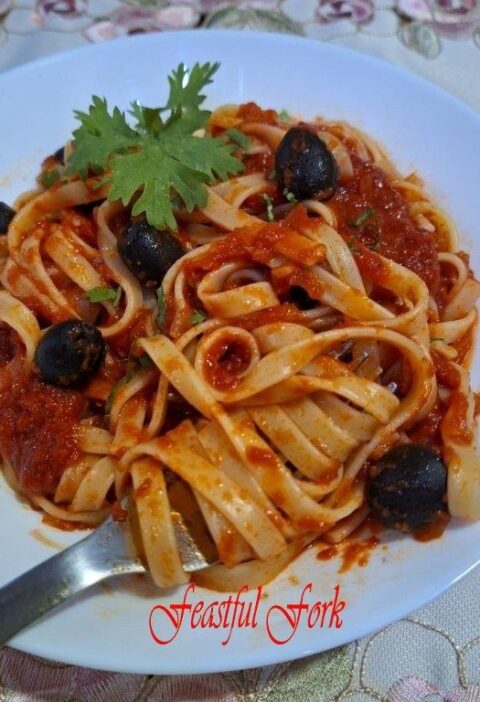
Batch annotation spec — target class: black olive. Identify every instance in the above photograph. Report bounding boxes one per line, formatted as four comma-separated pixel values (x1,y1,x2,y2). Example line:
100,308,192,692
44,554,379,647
34,320,106,387
275,126,338,200
118,221,185,287
367,443,447,532
53,146,65,164
0,202,15,235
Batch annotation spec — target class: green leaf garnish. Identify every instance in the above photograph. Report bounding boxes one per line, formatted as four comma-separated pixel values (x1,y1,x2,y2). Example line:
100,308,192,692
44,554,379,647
105,367,137,417
348,241,360,254
283,188,297,203
225,128,251,150
138,354,153,368
350,208,377,227
261,193,275,222
40,168,61,189
65,63,244,230
84,286,120,304
267,169,277,182
278,109,292,121
190,310,207,325
156,287,166,330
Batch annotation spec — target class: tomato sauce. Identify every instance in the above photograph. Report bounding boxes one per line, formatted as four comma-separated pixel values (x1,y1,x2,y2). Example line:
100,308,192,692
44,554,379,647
238,102,278,124
203,335,251,391
0,372,84,495
329,156,440,296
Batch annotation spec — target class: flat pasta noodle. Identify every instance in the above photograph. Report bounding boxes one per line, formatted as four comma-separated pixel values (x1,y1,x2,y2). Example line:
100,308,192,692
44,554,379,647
0,94,478,592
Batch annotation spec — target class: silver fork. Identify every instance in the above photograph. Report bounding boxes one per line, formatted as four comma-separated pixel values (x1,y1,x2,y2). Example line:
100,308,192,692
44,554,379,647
0,510,216,646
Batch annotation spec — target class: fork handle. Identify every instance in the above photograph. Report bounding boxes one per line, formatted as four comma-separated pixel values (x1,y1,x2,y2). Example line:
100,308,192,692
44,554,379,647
0,519,143,646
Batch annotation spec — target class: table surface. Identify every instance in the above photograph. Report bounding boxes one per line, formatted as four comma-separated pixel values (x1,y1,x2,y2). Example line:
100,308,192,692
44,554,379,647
1,2,480,700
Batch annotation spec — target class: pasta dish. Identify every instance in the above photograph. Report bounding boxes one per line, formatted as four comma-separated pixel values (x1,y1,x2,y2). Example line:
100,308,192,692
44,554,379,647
0,63,478,591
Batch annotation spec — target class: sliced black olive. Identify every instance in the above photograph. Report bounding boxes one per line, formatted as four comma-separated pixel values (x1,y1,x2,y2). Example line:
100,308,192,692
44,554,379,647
118,221,185,287
34,320,106,387
275,126,338,200
53,146,65,164
367,443,447,532
0,202,15,235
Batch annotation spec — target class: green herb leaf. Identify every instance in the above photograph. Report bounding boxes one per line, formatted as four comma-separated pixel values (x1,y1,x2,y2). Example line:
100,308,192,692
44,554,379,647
350,208,377,228
348,241,360,254
40,168,61,189
261,193,275,222
156,287,166,330
225,128,251,150
105,366,137,416
166,62,219,114
283,188,297,203
84,286,120,304
66,63,244,230
190,310,207,325
267,169,277,182
113,287,122,307
138,354,153,368
278,109,292,121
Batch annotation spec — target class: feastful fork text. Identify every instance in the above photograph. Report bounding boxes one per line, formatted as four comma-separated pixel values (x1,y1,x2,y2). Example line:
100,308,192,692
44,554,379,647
148,583,346,646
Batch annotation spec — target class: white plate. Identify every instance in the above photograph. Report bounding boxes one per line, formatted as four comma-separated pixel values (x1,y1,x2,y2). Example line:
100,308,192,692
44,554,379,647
1,30,480,675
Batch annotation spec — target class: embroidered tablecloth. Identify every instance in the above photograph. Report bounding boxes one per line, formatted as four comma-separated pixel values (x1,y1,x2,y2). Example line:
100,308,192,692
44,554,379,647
1,3,480,700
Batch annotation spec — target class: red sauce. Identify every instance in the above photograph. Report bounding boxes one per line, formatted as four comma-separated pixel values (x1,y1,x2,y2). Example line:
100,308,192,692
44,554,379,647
0,373,84,495
413,512,449,542
329,156,440,296
317,545,339,561
432,350,460,389
111,500,128,522
245,446,278,468
238,102,278,124
203,335,251,391
232,302,307,331
0,323,20,366
442,390,472,445
408,400,446,450
183,212,322,277
42,514,91,531
243,152,274,177
339,536,379,573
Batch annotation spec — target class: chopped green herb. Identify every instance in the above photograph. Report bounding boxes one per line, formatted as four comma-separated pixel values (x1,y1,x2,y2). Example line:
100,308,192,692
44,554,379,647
65,63,244,230
138,354,154,368
40,168,61,189
261,193,275,222
113,286,122,307
267,169,277,182
283,188,297,204
278,109,292,121
350,208,377,228
190,310,207,325
84,286,120,304
348,241,360,254
225,128,251,150
105,367,137,416
156,287,166,330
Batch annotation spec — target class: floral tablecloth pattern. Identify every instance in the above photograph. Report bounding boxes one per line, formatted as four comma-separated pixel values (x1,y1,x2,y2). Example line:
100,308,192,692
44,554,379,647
1,3,480,700
0,0,480,108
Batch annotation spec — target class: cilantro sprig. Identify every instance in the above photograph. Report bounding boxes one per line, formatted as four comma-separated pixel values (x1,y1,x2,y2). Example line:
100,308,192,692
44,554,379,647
65,63,244,230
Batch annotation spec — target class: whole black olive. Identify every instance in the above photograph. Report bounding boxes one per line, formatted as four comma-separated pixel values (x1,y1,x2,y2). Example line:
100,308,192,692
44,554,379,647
0,202,15,235
118,221,185,287
34,320,106,387
275,126,338,200
367,443,447,532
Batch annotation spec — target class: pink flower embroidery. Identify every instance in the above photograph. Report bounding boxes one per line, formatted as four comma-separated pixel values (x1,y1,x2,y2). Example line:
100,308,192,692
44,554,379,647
389,676,480,702
396,0,480,38
84,4,200,42
315,0,375,25
36,0,87,20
